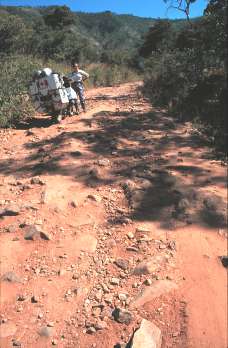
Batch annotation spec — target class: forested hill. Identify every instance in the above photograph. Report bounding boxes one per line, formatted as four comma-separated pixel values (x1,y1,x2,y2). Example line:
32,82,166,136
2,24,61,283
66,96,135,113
0,5,187,64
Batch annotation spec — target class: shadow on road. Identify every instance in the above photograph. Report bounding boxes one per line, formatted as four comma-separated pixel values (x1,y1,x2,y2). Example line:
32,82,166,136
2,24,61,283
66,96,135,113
0,103,226,229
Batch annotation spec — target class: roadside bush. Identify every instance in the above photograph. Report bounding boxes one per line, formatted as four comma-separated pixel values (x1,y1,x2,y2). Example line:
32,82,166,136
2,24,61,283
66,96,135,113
87,64,140,88
0,55,69,127
140,0,226,151
0,56,38,127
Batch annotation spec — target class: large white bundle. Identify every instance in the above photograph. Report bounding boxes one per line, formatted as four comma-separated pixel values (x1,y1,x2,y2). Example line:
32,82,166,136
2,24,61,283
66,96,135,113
29,67,70,113
46,74,62,90
42,68,52,76
51,89,69,110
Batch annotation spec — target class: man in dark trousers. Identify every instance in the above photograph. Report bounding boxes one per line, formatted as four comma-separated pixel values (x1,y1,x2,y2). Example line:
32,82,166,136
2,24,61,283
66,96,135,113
68,62,89,112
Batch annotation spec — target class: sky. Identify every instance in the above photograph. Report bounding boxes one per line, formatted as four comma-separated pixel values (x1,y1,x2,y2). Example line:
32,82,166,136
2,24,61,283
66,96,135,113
0,0,208,19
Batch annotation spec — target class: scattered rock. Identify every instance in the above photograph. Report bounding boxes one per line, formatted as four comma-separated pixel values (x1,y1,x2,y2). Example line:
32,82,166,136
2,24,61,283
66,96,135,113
168,241,176,251
94,290,103,302
0,204,20,217
40,231,51,240
70,200,78,208
132,282,138,288
118,216,132,224
97,159,110,167
31,177,45,185
87,194,102,203
158,243,167,250
114,344,126,348
92,307,102,318
110,278,120,286
17,294,27,301
58,269,66,276
118,293,128,302
130,319,162,348
219,256,228,268
114,258,129,271
136,226,150,233
2,272,22,283
24,225,40,241
31,295,39,303
126,246,139,252
144,279,152,286
127,232,134,239
103,294,113,304
38,326,53,337
94,320,108,330
86,327,96,334
24,225,50,241
47,322,55,327
112,308,133,325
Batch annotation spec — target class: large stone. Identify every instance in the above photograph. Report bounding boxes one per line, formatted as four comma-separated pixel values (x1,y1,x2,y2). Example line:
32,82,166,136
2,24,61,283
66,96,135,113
112,308,133,325
40,231,51,240
24,225,40,240
220,256,228,268
0,204,20,216
115,258,129,271
131,319,162,348
131,280,178,308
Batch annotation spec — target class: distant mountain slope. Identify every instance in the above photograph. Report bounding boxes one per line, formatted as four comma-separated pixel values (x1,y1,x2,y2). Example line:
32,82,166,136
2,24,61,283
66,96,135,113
0,6,189,63
0,6,155,48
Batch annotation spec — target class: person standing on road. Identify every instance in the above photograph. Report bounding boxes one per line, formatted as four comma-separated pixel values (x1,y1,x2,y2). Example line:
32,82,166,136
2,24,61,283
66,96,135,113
68,62,89,112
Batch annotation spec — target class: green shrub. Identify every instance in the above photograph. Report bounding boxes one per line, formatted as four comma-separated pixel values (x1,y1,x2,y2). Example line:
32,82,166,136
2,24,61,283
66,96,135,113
140,0,226,151
0,55,38,127
0,55,70,127
86,64,140,88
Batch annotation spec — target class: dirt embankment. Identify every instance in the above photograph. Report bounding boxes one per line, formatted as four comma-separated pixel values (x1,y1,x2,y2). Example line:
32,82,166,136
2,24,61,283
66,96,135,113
0,82,227,348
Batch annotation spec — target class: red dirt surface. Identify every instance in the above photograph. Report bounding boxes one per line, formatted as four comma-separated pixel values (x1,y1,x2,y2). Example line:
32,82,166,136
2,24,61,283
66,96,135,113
0,82,227,348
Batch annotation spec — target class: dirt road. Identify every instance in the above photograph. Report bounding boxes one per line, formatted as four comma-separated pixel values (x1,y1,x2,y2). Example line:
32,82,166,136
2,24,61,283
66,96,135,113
0,82,227,348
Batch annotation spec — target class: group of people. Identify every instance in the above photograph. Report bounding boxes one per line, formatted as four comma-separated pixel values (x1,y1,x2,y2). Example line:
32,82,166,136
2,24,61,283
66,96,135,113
65,62,89,114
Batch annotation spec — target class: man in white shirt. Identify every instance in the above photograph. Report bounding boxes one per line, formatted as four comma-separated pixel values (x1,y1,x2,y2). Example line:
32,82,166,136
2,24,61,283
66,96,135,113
68,62,89,112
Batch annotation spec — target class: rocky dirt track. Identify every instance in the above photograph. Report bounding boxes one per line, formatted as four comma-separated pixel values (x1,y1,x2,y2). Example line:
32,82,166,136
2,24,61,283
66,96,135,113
0,82,227,348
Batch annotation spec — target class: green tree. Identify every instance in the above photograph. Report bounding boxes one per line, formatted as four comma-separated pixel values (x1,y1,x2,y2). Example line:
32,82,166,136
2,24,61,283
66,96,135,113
43,5,75,29
139,20,171,57
0,14,32,54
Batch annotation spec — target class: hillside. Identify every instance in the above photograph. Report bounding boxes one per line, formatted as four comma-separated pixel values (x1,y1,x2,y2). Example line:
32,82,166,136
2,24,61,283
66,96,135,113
0,5,187,64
